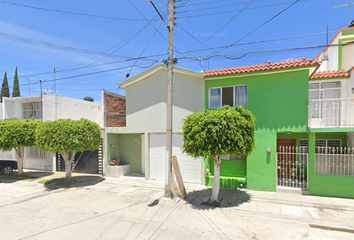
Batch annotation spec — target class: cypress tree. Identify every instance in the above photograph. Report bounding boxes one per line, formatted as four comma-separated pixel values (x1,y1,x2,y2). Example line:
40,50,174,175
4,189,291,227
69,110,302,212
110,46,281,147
1,72,10,103
12,67,20,97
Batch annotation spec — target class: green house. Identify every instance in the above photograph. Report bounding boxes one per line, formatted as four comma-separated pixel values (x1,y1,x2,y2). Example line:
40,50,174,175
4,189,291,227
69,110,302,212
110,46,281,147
203,26,354,199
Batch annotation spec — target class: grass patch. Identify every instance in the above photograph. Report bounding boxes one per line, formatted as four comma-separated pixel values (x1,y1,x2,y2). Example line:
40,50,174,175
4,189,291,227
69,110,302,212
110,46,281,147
1,173,28,180
39,178,77,187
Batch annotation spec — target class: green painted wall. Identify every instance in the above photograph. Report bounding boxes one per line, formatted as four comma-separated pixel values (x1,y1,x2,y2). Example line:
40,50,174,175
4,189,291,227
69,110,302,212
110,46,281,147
342,28,354,36
307,133,354,199
107,133,142,173
205,69,311,191
207,157,246,176
107,133,120,164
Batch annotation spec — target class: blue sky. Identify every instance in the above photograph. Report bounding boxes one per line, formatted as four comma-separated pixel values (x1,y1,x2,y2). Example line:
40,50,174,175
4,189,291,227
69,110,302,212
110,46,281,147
0,0,352,102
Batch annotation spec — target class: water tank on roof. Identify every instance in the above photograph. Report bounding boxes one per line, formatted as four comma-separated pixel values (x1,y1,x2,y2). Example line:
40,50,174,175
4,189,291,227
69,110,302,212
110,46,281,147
350,20,354,28
83,97,94,102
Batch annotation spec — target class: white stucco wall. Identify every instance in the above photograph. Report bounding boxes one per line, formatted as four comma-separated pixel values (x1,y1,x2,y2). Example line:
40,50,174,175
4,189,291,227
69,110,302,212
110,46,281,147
0,103,3,119
3,96,41,119
342,41,354,71
42,94,103,126
317,32,341,71
125,69,204,133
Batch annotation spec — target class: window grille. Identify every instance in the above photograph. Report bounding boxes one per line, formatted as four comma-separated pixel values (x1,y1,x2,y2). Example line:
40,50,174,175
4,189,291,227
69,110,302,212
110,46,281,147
22,102,42,120
26,146,48,159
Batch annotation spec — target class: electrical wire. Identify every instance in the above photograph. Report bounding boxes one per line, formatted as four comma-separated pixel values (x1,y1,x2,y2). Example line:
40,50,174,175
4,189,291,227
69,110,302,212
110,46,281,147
179,41,354,62
177,0,264,13
177,0,306,19
192,0,254,53
18,62,160,88
209,0,301,56
18,28,342,79
126,0,186,58
0,0,146,21
0,31,151,60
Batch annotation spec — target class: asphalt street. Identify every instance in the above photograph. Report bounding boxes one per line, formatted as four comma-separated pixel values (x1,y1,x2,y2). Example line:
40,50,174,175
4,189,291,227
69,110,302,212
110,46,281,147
0,172,353,240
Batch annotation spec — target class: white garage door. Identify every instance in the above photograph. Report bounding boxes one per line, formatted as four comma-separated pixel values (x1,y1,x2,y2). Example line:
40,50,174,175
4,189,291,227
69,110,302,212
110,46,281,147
149,134,202,183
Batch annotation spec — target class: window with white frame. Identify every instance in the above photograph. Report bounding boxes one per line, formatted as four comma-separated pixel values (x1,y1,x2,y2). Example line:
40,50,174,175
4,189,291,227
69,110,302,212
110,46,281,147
22,102,42,120
26,146,48,159
309,81,341,118
209,85,248,108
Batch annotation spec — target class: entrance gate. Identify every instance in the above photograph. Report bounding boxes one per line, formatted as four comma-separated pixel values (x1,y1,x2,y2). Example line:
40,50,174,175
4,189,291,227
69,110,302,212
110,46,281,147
277,139,308,189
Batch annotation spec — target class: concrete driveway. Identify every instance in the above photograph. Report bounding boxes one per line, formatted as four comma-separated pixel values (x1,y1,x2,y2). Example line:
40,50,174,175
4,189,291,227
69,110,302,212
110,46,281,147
0,171,353,240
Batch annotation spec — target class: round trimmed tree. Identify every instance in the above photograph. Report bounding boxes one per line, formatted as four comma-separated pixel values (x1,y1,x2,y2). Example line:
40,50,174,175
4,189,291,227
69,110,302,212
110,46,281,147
36,119,101,178
182,105,256,203
0,118,39,175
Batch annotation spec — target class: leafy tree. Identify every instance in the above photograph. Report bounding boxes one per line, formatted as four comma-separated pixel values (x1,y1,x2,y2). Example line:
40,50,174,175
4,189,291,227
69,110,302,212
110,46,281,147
0,118,39,175
182,105,256,203
1,72,10,102
12,67,20,97
36,119,101,178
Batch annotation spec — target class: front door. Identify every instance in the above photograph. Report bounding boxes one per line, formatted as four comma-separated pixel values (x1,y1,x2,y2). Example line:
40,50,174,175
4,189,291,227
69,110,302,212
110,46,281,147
277,139,303,188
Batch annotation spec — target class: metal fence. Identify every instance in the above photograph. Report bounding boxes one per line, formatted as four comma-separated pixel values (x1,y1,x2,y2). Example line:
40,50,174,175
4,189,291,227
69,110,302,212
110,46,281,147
308,98,354,128
277,146,308,189
315,147,354,176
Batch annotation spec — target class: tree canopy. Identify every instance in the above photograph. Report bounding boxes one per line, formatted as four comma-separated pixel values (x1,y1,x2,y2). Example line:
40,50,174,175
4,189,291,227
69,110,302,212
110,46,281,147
182,105,256,159
0,118,39,151
12,67,20,97
0,118,39,175
36,118,101,153
182,105,256,203
1,72,10,102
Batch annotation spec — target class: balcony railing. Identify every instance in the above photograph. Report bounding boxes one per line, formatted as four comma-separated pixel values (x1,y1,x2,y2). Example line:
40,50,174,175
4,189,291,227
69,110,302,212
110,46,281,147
308,98,354,128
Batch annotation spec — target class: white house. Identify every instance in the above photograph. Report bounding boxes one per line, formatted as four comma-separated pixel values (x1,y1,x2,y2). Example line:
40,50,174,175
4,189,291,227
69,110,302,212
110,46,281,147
2,94,103,171
311,26,354,143
104,64,206,184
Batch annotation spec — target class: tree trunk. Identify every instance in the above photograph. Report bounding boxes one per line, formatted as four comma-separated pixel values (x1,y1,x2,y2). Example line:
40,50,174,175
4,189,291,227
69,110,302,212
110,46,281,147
61,152,76,179
210,155,221,202
14,147,24,175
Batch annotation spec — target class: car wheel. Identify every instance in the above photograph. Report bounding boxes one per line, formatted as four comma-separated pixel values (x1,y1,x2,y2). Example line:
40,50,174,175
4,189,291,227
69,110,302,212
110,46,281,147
2,165,13,175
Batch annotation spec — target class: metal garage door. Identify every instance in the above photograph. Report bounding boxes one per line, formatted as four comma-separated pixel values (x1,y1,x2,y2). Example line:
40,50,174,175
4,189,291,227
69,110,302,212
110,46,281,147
149,134,202,183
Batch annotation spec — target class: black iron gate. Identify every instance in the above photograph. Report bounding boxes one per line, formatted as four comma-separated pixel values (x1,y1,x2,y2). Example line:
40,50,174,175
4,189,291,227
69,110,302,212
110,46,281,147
56,142,103,174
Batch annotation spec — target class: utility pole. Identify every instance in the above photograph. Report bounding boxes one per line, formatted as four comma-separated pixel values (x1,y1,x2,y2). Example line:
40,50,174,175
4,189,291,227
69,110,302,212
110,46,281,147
332,1,354,25
29,78,45,99
54,68,57,120
165,0,174,198
146,0,175,198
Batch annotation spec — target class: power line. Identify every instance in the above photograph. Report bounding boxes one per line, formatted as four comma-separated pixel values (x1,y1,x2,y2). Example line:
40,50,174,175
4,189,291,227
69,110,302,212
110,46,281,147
210,0,301,56
180,41,354,62
192,0,255,53
70,14,162,73
178,0,233,7
18,62,159,88
0,0,146,21
177,0,306,19
0,31,152,60
177,0,264,13
126,0,186,57
18,28,342,79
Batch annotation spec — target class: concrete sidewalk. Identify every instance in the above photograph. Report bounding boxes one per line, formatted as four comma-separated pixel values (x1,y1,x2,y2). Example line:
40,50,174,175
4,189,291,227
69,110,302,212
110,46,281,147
0,171,353,239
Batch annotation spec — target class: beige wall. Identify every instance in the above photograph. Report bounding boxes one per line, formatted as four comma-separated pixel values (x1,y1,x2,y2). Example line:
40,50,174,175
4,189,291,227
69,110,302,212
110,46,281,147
125,70,204,132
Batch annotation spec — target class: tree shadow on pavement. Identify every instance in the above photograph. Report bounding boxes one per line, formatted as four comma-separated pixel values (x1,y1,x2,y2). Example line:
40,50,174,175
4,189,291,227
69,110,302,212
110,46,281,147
42,175,105,190
184,187,251,210
0,171,54,183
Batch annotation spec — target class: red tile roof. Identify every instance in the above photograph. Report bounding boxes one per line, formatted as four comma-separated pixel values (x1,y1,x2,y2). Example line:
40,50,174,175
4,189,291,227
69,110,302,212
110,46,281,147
204,58,319,77
310,70,350,79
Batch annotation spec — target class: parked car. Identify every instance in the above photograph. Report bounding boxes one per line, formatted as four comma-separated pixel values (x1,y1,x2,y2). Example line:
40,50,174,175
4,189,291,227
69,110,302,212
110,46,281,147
0,160,18,175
